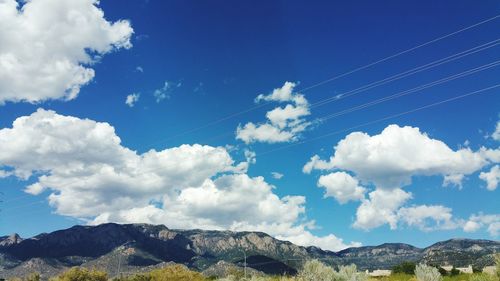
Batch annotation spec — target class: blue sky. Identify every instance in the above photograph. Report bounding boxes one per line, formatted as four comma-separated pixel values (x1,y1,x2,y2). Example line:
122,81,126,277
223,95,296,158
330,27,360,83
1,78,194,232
0,0,499,250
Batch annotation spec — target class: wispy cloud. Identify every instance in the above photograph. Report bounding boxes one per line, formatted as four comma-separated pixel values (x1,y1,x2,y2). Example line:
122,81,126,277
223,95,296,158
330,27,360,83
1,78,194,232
125,93,140,107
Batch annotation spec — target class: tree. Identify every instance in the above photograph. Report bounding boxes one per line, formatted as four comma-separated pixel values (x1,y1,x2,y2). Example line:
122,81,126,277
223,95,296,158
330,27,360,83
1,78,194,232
449,267,460,276
392,261,417,275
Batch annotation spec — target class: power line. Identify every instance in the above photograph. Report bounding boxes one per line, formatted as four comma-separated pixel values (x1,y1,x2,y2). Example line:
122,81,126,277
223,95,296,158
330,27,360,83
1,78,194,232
319,60,500,121
310,39,500,108
298,14,500,92
2,21,499,221
257,84,500,157
196,54,500,146
141,15,500,148
151,38,500,148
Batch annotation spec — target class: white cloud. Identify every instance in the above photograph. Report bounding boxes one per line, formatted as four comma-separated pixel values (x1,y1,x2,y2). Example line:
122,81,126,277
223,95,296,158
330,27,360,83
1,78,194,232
236,82,312,144
304,124,494,189
271,172,284,179
489,222,500,237
317,172,366,204
479,165,500,191
136,66,144,73
278,231,362,252
443,174,465,188
236,123,295,144
305,123,500,234
0,109,358,251
353,188,412,230
244,149,256,164
153,80,181,103
492,121,500,141
92,174,306,231
463,213,500,237
463,220,481,233
125,93,140,107
255,81,298,103
397,205,459,232
0,0,133,104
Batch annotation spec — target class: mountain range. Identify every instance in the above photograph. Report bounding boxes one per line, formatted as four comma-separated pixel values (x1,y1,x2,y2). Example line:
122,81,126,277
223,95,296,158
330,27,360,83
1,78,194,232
0,223,498,279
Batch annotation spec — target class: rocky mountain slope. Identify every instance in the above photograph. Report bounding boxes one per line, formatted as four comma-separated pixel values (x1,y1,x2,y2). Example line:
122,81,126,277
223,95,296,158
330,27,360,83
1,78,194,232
0,223,498,279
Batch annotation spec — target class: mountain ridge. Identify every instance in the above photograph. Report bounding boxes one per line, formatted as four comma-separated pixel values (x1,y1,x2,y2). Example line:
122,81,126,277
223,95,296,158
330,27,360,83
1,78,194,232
0,223,498,278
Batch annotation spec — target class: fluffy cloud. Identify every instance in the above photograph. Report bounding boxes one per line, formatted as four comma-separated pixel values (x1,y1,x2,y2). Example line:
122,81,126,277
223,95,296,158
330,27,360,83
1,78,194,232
492,121,500,141
354,190,460,232
304,125,493,188
353,188,412,230
305,124,499,233
278,231,362,251
0,0,133,104
125,93,140,107
479,165,499,191
397,205,458,232
317,172,366,204
463,214,500,237
236,82,312,144
92,174,306,231
0,109,358,251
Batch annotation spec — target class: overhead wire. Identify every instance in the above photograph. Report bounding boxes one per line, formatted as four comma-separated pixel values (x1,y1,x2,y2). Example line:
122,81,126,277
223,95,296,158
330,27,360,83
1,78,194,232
257,84,500,157
310,39,500,108
141,15,500,147
319,60,500,121
170,40,500,146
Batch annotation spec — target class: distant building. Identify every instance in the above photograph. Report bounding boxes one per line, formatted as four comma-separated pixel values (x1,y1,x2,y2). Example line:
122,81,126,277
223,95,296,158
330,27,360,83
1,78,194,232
440,265,473,274
483,266,496,275
441,265,453,272
456,265,473,274
366,269,392,277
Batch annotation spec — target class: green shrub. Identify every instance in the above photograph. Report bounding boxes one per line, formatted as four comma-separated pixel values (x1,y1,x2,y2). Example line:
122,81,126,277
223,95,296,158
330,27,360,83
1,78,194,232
393,262,417,275
50,267,107,281
415,264,442,281
337,264,368,281
468,273,497,281
296,259,336,281
149,264,207,281
26,273,40,281
495,254,500,281
449,267,459,277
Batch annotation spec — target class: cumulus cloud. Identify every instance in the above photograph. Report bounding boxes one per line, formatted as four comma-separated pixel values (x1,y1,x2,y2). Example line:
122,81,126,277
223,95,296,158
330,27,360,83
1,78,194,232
397,205,459,232
305,124,499,233
317,172,366,204
463,213,500,237
125,93,140,107
278,231,362,251
492,121,500,141
0,109,358,251
0,0,133,104
353,188,412,230
479,165,499,191
236,82,312,144
304,124,493,188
